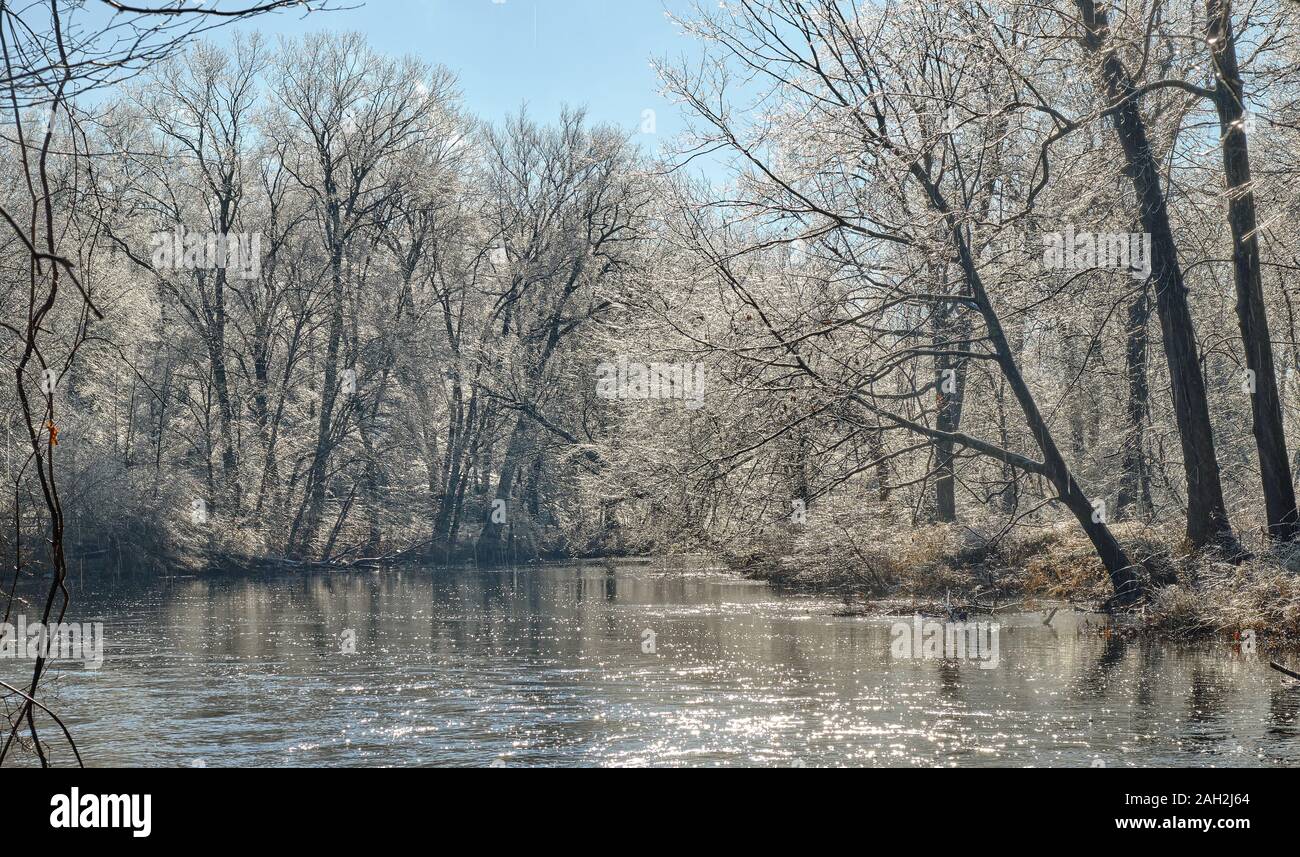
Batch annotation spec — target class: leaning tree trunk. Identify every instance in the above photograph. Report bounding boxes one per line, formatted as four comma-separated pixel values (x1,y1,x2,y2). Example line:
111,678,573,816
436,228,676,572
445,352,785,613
1207,0,1299,541
954,244,1139,601
1075,0,1237,552
913,174,1140,601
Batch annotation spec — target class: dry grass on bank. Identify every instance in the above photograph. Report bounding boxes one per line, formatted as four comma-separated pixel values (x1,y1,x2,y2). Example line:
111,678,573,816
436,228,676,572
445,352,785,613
721,516,1300,639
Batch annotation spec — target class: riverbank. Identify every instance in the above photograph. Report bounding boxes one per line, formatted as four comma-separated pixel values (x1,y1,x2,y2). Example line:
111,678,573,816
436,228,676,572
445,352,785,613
85,513,1300,644
720,521,1300,641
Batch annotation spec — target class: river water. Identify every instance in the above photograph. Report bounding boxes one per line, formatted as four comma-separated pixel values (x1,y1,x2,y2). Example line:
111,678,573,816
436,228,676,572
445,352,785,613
24,559,1300,767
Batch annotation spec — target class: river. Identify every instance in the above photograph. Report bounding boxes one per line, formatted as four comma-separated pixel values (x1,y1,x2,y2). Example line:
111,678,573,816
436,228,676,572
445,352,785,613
26,558,1300,767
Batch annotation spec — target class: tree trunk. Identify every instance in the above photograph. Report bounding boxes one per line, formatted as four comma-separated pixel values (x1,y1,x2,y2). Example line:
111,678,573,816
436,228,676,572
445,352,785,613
475,418,529,563
1206,0,1299,541
1075,0,1237,552
933,300,969,523
962,263,1139,601
291,251,344,557
915,174,1140,600
1116,283,1153,520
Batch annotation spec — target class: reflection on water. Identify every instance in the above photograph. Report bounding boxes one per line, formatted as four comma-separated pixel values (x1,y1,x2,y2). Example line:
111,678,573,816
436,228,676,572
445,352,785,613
27,560,1300,767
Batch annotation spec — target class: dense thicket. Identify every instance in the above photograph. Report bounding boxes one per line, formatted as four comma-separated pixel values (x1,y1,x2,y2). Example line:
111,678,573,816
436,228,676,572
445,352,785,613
5,0,1300,594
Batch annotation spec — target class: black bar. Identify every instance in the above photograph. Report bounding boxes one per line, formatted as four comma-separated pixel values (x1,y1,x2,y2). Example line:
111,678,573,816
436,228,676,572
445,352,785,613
7,768,1278,846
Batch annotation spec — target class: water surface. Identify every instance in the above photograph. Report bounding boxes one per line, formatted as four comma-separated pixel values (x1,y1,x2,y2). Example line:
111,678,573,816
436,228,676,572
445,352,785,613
28,560,1300,767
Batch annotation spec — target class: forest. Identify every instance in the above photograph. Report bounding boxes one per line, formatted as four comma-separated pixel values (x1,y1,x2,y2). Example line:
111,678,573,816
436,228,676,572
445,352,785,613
4,0,1300,764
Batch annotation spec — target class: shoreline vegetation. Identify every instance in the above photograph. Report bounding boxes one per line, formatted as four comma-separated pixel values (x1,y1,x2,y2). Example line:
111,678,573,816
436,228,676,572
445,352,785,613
95,517,1300,647
722,521,1300,644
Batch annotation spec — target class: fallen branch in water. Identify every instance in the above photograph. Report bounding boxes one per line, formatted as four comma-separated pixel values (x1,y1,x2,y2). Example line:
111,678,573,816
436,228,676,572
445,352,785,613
1269,661,1300,681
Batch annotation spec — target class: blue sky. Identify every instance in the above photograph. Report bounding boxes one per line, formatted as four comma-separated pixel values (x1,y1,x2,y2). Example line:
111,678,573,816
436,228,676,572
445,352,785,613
235,0,700,151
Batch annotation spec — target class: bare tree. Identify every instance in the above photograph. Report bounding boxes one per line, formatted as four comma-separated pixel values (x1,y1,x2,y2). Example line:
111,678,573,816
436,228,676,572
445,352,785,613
658,0,1142,599
0,0,336,768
